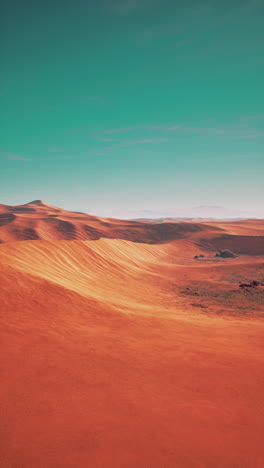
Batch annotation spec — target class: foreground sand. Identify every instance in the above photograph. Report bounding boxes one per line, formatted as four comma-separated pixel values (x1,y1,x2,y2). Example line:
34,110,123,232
1,201,264,467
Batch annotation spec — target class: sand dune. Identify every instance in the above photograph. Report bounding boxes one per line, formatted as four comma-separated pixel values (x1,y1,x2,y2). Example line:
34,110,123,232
1,201,264,255
1,201,264,467
0,199,226,245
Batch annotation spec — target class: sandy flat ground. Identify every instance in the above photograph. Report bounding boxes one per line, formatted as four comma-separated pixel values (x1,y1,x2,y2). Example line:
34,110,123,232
1,201,264,468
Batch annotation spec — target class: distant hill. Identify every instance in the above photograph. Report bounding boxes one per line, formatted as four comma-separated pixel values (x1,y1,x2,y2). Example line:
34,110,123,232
132,217,251,223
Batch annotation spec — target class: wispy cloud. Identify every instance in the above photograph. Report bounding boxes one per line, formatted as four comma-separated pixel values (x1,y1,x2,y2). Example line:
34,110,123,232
168,125,224,134
1,151,80,162
167,124,264,139
105,125,164,134
104,121,264,143
0,152,32,161
44,155,75,160
106,126,141,134
121,138,170,146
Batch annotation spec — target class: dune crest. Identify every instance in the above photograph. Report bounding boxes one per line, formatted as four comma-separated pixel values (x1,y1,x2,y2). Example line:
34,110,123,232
1,201,264,253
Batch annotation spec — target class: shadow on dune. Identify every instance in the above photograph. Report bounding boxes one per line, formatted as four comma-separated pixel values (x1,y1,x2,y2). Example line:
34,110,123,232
52,219,77,240
11,206,36,213
82,225,102,240
11,228,40,241
199,234,264,256
0,213,16,226
111,222,207,244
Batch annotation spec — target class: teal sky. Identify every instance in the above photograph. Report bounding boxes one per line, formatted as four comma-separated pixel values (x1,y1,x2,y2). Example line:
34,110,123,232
1,0,264,217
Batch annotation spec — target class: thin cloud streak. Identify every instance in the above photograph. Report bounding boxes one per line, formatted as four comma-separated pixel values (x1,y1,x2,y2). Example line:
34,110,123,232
1,152,82,162
105,125,165,134
121,138,170,146
104,121,264,142
0,152,32,161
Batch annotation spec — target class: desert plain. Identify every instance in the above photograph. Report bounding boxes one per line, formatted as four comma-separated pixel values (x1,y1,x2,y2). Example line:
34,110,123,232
0,200,264,468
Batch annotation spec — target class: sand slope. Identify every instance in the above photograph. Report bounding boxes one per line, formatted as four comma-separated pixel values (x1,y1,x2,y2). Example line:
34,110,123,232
1,201,264,467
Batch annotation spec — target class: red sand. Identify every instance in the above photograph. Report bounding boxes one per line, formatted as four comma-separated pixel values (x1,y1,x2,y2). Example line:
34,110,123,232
1,201,264,467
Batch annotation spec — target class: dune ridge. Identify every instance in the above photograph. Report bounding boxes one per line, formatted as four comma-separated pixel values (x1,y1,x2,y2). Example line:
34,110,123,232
1,201,264,254
0,200,218,245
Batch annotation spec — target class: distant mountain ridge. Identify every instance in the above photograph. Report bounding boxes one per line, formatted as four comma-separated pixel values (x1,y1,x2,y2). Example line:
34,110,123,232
108,205,262,220
132,217,253,223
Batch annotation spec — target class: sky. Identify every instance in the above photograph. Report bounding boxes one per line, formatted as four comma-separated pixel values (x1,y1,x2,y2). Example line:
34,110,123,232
1,0,264,218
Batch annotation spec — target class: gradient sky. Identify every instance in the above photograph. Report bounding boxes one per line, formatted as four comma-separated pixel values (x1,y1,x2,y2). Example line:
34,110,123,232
1,0,264,217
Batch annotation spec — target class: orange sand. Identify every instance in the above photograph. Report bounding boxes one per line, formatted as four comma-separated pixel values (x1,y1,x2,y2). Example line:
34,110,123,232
1,201,264,467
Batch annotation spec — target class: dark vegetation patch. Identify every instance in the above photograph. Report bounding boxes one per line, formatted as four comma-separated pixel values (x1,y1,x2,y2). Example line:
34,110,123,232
177,281,264,318
194,250,237,260
239,280,263,288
